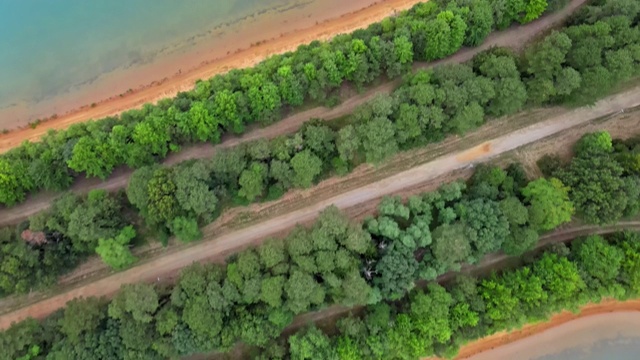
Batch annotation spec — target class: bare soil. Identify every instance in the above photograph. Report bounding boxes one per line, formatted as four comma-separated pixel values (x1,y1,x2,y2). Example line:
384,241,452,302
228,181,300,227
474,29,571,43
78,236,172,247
0,85,638,329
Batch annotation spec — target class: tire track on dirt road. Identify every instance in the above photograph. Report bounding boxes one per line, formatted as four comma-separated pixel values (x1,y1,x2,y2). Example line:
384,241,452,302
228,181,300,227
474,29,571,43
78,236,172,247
0,0,588,226
0,83,637,330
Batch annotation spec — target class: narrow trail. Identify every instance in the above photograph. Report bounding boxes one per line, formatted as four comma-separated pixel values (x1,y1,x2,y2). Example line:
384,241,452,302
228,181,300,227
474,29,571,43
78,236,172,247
0,86,637,330
0,0,588,226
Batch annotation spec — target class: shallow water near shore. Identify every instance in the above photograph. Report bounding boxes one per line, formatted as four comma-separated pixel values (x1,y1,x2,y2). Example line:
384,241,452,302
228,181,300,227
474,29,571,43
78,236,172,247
0,0,379,128
467,312,640,360
538,335,640,360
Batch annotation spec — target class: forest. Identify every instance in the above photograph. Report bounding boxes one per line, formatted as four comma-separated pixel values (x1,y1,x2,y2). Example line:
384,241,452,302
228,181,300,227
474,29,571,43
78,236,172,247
1,0,640,357
258,230,640,360
1,129,638,359
0,0,572,206
0,0,639,298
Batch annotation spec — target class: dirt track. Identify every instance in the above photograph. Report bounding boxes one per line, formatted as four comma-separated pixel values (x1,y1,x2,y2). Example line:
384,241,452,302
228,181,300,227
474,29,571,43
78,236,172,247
0,85,638,329
0,0,589,227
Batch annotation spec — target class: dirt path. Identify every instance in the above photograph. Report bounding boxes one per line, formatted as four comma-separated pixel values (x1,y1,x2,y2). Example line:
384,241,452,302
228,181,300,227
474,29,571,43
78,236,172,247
0,0,589,226
0,86,637,329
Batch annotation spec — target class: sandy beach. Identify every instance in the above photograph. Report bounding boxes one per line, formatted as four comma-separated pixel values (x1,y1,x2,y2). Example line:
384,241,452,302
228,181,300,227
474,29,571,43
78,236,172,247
450,300,640,360
0,0,424,151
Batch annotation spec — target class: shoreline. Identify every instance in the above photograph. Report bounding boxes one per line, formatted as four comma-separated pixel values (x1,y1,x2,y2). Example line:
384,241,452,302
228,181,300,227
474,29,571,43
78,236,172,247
0,0,424,152
449,299,640,360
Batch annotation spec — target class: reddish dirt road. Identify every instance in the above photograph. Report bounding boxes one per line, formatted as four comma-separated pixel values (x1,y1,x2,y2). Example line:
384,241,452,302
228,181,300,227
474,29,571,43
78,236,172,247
1,87,637,329
0,0,589,226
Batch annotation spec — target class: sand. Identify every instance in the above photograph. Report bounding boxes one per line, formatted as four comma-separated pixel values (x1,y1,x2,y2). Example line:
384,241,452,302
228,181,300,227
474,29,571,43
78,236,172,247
0,0,424,151
451,300,640,360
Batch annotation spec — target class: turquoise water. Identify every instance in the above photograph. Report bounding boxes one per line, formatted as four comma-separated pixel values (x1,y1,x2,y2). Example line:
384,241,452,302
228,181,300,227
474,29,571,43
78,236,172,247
537,336,640,360
0,0,288,106
0,0,378,126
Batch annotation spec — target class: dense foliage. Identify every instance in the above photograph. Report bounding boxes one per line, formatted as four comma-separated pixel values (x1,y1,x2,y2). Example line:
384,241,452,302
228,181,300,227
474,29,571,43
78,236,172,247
0,0,638,299
260,231,640,360
0,0,559,206
1,1,640,356
85,0,640,244
0,190,131,297
555,132,640,224
2,128,639,359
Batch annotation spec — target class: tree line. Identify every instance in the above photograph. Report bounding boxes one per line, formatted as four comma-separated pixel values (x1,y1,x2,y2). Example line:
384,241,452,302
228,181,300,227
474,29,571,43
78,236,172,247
259,231,640,360
1,129,638,359
0,0,562,206
0,0,639,299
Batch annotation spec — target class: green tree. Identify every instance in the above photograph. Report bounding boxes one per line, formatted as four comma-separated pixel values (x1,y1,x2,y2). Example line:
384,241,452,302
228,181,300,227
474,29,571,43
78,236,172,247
108,283,159,323
67,136,118,179
574,235,624,283
499,197,529,226
95,226,137,270
58,297,105,344
524,0,549,23
258,240,288,270
559,154,629,224
238,162,267,201
395,103,422,144
260,275,285,308
132,110,172,159
303,124,336,161
270,159,294,190
173,161,218,220
357,117,398,164
459,199,510,255
431,223,472,272
277,65,305,107
524,31,579,104
533,252,584,302
462,0,494,46
423,11,467,61
522,178,574,231
290,150,323,188
67,190,124,252
340,270,372,306
501,227,539,256
574,131,613,156
288,326,336,360
374,244,419,300
410,284,454,345
210,147,248,187
170,217,202,243
145,168,179,226
285,271,325,314
336,125,360,163
0,159,32,206
213,89,244,133
177,101,220,143
126,165,157,218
